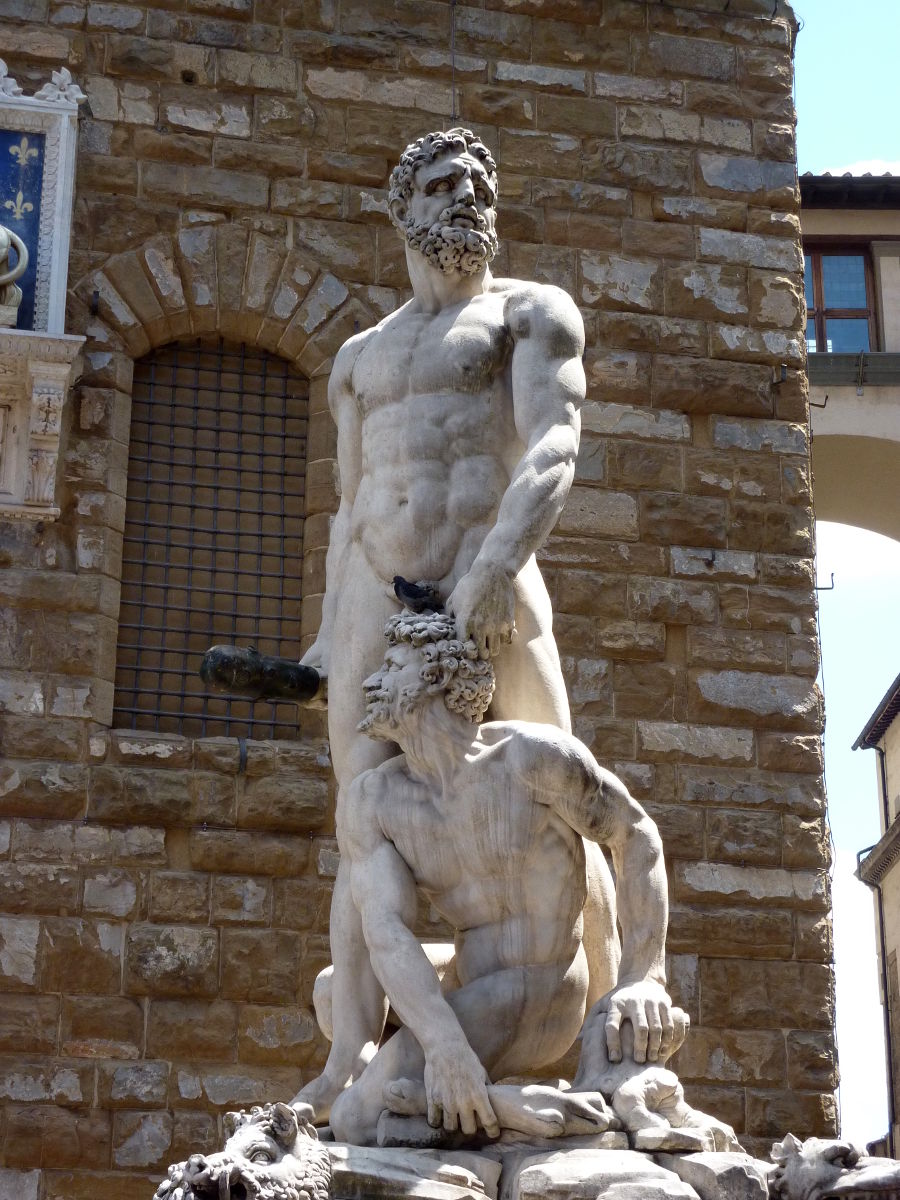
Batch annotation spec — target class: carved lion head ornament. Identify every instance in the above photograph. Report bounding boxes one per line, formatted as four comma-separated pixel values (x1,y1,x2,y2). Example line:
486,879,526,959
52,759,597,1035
769,1134,900,1200
154,1102,332,1200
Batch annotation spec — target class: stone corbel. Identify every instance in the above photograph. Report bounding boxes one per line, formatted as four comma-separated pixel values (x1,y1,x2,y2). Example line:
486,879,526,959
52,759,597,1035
0,327,83,520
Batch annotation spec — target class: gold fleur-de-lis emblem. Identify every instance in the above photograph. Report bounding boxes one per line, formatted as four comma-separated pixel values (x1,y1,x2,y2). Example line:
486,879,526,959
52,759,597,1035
4,191,33,221
9,137,37,167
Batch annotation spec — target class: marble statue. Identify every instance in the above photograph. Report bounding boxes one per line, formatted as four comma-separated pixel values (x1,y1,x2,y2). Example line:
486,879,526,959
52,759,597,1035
292,127,622,1122
153,1102,331,1200
0,223,28,327
311,605,674,1147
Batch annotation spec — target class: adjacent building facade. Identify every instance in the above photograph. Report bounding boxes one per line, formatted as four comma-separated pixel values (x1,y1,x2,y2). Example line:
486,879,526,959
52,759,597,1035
0,1,835,1191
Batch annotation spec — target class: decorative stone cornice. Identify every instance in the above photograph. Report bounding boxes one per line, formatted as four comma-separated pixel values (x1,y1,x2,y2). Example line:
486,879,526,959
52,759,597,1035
0,327,83,521
857,817,900,888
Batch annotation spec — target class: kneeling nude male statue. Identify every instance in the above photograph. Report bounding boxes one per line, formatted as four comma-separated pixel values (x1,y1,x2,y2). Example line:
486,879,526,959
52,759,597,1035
321,607,682,1147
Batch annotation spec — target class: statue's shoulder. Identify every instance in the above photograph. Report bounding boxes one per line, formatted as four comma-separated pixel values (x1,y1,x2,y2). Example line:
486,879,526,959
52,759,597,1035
490,277,584,348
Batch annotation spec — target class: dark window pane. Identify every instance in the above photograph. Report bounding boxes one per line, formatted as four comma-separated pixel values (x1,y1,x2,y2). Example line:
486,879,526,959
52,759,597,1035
114,338,308,739
803,255,814,309
805,317,817,354
821,255,867,308
825,318,870,353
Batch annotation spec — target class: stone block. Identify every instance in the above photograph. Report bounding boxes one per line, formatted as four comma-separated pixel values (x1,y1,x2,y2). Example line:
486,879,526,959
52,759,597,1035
706,809,782,866
0,916,40,991
726,501,812,556
221,928,303,1002
146,999,238,1061
640,494,727,549
596,311,707,356
149,872,210,924
667,905,793,960
664,263,749,322
782,815,830,870
644,802,704,856
211,875,272,925
41,917,123,994
509,1148,701,1200
87,766,236,826
82,869,138,918
696,154,796,207
0,1169,39,1200
651,356,772,417
678,766,823,815
2,1104,110,1169
745,1089,837,1138
796,912,832,963
0,862,78,915
613,662,680,721
125,924,219,998
0,994,58,1054
112,1110,174,1170
698,227,802,272
597,621,666,662
60,996,143,1059
687,669,820,731
711,416,807,456
237,1004,318,1065
582,402,690,443
273,876,331,932
0,761,86,819
238,773,330,832
546,210,620,251
652,195,746,230
608,442,683,493
629,578,717,624
786,1029,838,1090
580,252,663,312
673,1027,786,1087
189,829,310,876
700,958,833,1029
99,1060,169,1110
638,721,753,766
556,487,638,540
169,1064,308,1111
0,716,84,761
0,1060,93,1106
656,1153,768,1200
638,32,736,82
685,451,781,501
106,34,214,84
585,143,693,193
674,862,826,911
749,269,804,329
687,628,784,670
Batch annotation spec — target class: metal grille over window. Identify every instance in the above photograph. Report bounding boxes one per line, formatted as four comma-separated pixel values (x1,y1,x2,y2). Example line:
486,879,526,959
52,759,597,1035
113,339,308,739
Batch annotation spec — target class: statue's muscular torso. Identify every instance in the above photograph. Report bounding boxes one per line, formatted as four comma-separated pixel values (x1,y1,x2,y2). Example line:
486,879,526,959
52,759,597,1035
346,280,539,589
355,728,589,991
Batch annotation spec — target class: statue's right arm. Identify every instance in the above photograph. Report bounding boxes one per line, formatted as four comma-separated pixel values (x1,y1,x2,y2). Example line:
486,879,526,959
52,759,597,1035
299,335,366,677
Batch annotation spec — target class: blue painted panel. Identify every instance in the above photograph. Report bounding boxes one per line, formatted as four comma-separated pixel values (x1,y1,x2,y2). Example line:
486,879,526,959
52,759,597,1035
0,128,45,330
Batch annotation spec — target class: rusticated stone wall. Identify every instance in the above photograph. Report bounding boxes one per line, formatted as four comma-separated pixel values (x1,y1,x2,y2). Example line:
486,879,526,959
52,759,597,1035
0,0,833,1193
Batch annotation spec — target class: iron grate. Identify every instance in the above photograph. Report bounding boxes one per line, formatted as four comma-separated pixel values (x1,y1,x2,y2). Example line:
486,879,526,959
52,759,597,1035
112,338,308,739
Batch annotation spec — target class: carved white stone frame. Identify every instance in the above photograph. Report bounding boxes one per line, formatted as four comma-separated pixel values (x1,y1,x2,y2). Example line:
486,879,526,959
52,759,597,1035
0,328,83,520
0,62,85,519
0,60,84,334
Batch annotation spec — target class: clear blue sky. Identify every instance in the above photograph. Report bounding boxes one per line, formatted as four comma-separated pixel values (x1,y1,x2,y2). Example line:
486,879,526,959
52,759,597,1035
795,0,900,176
794,0,900,1145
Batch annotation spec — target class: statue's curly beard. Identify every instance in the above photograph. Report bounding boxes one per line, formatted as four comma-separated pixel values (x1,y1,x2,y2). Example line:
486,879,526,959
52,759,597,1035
358,685,424,739
404,203,498,276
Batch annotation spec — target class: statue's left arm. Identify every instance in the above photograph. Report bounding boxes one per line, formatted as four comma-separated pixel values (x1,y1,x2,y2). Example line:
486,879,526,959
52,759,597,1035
447,285,585,656
530,737,675,1065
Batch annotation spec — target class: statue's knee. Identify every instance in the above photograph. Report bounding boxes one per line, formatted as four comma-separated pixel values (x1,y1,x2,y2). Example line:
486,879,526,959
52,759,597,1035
312,966,334,1042
329,1089,370,1146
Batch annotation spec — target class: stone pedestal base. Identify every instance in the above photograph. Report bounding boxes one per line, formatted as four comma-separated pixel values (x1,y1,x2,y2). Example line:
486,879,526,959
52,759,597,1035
325,1142,771,1200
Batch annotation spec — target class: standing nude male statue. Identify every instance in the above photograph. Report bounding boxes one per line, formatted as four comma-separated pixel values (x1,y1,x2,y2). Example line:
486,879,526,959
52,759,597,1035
326,608,679,1146
293,128,618,1120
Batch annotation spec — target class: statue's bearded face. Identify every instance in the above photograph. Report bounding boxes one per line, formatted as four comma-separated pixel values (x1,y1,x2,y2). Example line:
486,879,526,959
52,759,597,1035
396,150,498,276
358,644,425,739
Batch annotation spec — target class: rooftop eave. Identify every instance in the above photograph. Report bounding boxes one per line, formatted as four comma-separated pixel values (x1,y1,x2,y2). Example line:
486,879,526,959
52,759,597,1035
854,669,900,750
858,819,900,887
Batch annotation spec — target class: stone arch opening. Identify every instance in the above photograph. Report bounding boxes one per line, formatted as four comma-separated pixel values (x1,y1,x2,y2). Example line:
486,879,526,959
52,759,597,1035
65,225,378,732
813,434,900,542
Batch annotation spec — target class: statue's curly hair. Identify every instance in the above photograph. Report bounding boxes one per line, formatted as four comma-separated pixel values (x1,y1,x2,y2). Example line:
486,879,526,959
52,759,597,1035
385,608,495,725
388,127,498,215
